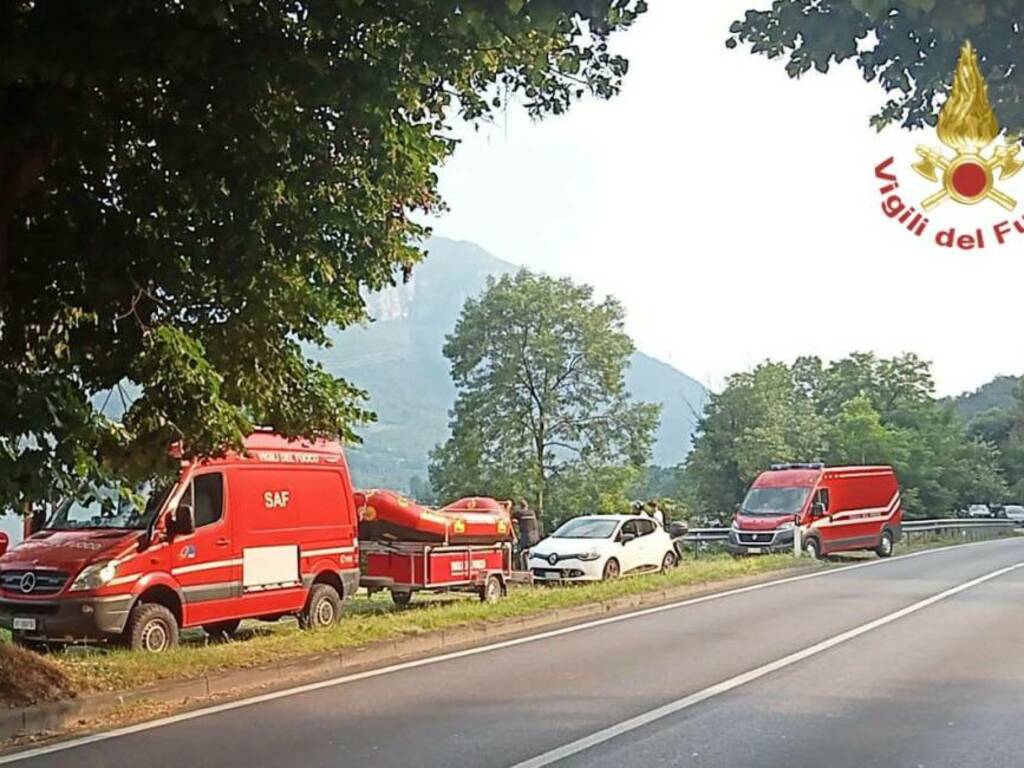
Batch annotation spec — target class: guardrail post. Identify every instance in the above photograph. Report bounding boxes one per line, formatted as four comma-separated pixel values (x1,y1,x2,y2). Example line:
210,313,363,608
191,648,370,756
793,526,801,558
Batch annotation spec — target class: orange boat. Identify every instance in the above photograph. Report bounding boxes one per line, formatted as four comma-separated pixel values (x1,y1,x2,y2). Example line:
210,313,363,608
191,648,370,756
356,490,513,545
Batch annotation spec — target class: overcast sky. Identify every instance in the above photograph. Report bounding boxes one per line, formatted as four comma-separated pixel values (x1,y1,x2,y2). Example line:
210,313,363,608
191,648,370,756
428,1,1023,398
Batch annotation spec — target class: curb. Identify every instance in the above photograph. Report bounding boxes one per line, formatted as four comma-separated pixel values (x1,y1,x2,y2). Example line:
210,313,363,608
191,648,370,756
0,565,813,745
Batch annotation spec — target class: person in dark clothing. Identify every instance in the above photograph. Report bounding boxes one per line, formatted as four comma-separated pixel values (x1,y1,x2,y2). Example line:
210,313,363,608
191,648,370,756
513,498,542,568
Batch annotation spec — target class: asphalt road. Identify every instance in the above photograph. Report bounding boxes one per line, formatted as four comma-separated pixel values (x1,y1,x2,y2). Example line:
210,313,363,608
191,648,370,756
8,538,1024,768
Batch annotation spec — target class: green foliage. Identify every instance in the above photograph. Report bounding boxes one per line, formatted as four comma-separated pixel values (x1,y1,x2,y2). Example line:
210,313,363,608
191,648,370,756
687,353,1006,517
728,1,1024,132
0,1,646,510
429,270,660,524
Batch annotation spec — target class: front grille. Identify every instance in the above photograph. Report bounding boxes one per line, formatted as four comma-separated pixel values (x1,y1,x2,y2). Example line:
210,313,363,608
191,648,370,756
737,532,775,545
0,570,70,596
0,600,60,615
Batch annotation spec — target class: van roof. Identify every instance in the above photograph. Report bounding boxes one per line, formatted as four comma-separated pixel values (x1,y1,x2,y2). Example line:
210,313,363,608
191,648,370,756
185,433,346,467
754,465,894,488
241,433,344,455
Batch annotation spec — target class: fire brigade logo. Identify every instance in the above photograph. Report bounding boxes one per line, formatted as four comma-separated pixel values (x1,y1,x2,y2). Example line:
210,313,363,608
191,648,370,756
874,40,1024,250
913,41,1022,211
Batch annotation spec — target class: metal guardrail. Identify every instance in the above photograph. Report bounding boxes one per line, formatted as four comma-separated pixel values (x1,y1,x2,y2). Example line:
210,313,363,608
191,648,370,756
676,518,1021,554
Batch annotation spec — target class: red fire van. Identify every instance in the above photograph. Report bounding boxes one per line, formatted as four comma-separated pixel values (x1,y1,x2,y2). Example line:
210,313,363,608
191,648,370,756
727,463,903,559
0,433,359,652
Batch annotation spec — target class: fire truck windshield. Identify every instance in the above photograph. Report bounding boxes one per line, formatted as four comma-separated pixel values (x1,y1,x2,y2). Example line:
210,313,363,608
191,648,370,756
741,487,810,517
46,483,174,531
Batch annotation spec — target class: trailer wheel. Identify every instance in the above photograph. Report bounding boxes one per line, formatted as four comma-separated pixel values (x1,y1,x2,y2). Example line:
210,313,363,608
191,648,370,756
876,530,894,558
479,575,503,604
11,633,49,654
203,619,241,642
390,589,413,607
126,602,179,653
300,584,342,630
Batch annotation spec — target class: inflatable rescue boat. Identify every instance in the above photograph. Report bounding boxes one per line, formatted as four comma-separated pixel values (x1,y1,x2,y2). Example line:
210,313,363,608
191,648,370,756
356,490,513,545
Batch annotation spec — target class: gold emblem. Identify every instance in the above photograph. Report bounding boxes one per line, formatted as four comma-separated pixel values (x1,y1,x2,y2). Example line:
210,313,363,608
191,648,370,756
913,41,1022,211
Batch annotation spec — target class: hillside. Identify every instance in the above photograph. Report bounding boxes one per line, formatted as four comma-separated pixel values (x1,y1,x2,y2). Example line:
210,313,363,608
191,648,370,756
310,238,708,491
953,376,1021,421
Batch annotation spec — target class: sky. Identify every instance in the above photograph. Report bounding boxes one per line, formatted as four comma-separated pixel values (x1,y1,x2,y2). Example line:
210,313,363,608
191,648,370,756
428,1,1024,398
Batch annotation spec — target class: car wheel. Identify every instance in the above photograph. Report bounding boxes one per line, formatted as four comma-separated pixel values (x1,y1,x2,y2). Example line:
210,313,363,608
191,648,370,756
876,530,894,558
479,575,503,604
390,589,413,607
661,551,677,572
203,619,241,642
805,537,822,561
300,583,342,630
126,602,179,653
602,558,620,580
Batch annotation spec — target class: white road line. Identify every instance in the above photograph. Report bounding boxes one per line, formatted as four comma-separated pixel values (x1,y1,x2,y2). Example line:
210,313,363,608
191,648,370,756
508,560,1024,768
0,537,1018,765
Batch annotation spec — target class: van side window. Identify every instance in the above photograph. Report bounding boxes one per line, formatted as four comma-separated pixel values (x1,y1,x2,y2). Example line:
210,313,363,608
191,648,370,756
816,488,830,512
193,473,224,528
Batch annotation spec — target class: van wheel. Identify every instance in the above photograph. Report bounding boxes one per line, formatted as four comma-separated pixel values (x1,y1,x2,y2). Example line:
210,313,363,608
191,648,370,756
300,584,342,630
661,551,677,572
876,530,894,558
126,603,179,653
805,537,822,561
602,558,620,580
391,589,413,607
203,620,241,642
479,575,503,604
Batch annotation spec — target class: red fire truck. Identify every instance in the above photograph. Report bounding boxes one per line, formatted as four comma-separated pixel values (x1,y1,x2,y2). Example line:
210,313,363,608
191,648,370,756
727,463,903,559
0,434,360,652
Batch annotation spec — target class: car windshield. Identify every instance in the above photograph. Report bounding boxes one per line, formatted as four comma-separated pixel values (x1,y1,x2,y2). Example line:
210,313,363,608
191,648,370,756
45,483,174,531
552,518,619,539
741,487,810,517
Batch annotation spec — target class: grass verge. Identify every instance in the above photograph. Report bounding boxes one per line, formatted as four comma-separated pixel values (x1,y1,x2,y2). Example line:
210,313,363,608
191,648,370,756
39,554,800,699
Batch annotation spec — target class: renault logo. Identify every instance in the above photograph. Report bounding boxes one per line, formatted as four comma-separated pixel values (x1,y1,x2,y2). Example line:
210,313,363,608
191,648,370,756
548,553,558,566
19,572,36,594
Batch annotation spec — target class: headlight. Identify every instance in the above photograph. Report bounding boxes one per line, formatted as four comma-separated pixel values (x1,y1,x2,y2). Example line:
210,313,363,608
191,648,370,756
731,520,742,531
69,560,119,592
777,522,796,531
576,551,601,561
528,551,546,561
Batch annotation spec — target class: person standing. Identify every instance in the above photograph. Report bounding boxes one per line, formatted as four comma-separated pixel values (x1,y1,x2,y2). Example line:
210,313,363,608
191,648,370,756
646,499,665,527
513,498,541,568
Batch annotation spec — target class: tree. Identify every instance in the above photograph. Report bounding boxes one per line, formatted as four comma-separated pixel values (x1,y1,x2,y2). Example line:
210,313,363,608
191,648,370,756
429,270,659,523
0,1,647,510
727,1,1024,133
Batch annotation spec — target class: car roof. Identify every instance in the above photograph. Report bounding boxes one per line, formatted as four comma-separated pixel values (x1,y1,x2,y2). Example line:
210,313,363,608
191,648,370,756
573,514,643,522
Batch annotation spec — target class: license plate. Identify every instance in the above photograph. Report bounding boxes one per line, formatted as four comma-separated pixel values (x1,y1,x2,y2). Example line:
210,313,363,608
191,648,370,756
541,571,560,580
12,617,37,631
746,547,764,554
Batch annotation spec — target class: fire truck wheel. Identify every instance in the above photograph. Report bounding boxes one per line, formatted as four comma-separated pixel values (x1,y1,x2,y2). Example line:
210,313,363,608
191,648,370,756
391,589,413,607
661,551,677,572
602,558,620,580
805,537,822,561
300,584,342,630
876,530,894,558
126,603,180,653
203,620,242,641
479,575,503,604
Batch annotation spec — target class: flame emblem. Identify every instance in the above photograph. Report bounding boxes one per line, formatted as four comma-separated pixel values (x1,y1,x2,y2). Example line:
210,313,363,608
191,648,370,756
912,41,1023,211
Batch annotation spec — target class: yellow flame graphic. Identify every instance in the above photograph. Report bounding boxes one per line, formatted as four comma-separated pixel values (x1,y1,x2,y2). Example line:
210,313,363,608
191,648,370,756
937,41,999,152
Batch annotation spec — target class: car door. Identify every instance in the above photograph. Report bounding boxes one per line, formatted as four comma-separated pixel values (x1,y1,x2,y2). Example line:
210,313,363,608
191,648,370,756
634,518,661,567
170,471,241,626
617,520,644,573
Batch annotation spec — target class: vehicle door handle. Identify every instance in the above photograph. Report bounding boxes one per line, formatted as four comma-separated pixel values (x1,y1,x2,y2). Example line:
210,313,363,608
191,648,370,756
216,538,230,547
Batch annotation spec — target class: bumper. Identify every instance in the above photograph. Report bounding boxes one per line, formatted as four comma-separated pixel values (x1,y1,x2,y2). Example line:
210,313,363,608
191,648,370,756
0,594,133,642
726,528,794,555
529,559,604,582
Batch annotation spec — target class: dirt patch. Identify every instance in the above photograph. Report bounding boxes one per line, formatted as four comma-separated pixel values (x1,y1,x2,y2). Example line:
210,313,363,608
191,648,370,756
0,644,75,707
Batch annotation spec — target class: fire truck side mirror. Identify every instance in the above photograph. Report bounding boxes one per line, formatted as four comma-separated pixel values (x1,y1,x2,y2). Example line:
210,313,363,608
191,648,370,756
0,532,8,557
171,505,196,537
811,502,826,518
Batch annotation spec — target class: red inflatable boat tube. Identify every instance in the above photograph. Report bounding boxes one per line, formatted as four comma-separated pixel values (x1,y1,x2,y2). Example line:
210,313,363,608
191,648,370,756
356,490,513,545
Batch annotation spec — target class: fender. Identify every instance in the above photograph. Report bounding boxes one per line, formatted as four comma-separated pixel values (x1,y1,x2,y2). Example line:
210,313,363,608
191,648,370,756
129,570,185,607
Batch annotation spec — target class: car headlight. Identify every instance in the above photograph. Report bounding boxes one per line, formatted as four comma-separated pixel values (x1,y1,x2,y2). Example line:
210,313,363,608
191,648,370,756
528,552,546,561
576,551,601,561
731,520,742,531
777,522,796,531
69,560,119,592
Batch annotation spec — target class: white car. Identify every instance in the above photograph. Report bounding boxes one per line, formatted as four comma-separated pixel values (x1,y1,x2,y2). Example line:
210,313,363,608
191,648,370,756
528,514,677,583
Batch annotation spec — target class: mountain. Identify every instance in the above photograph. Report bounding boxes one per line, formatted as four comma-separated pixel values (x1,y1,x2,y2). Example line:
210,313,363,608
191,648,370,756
952,376,1021,421
310,237,708,491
